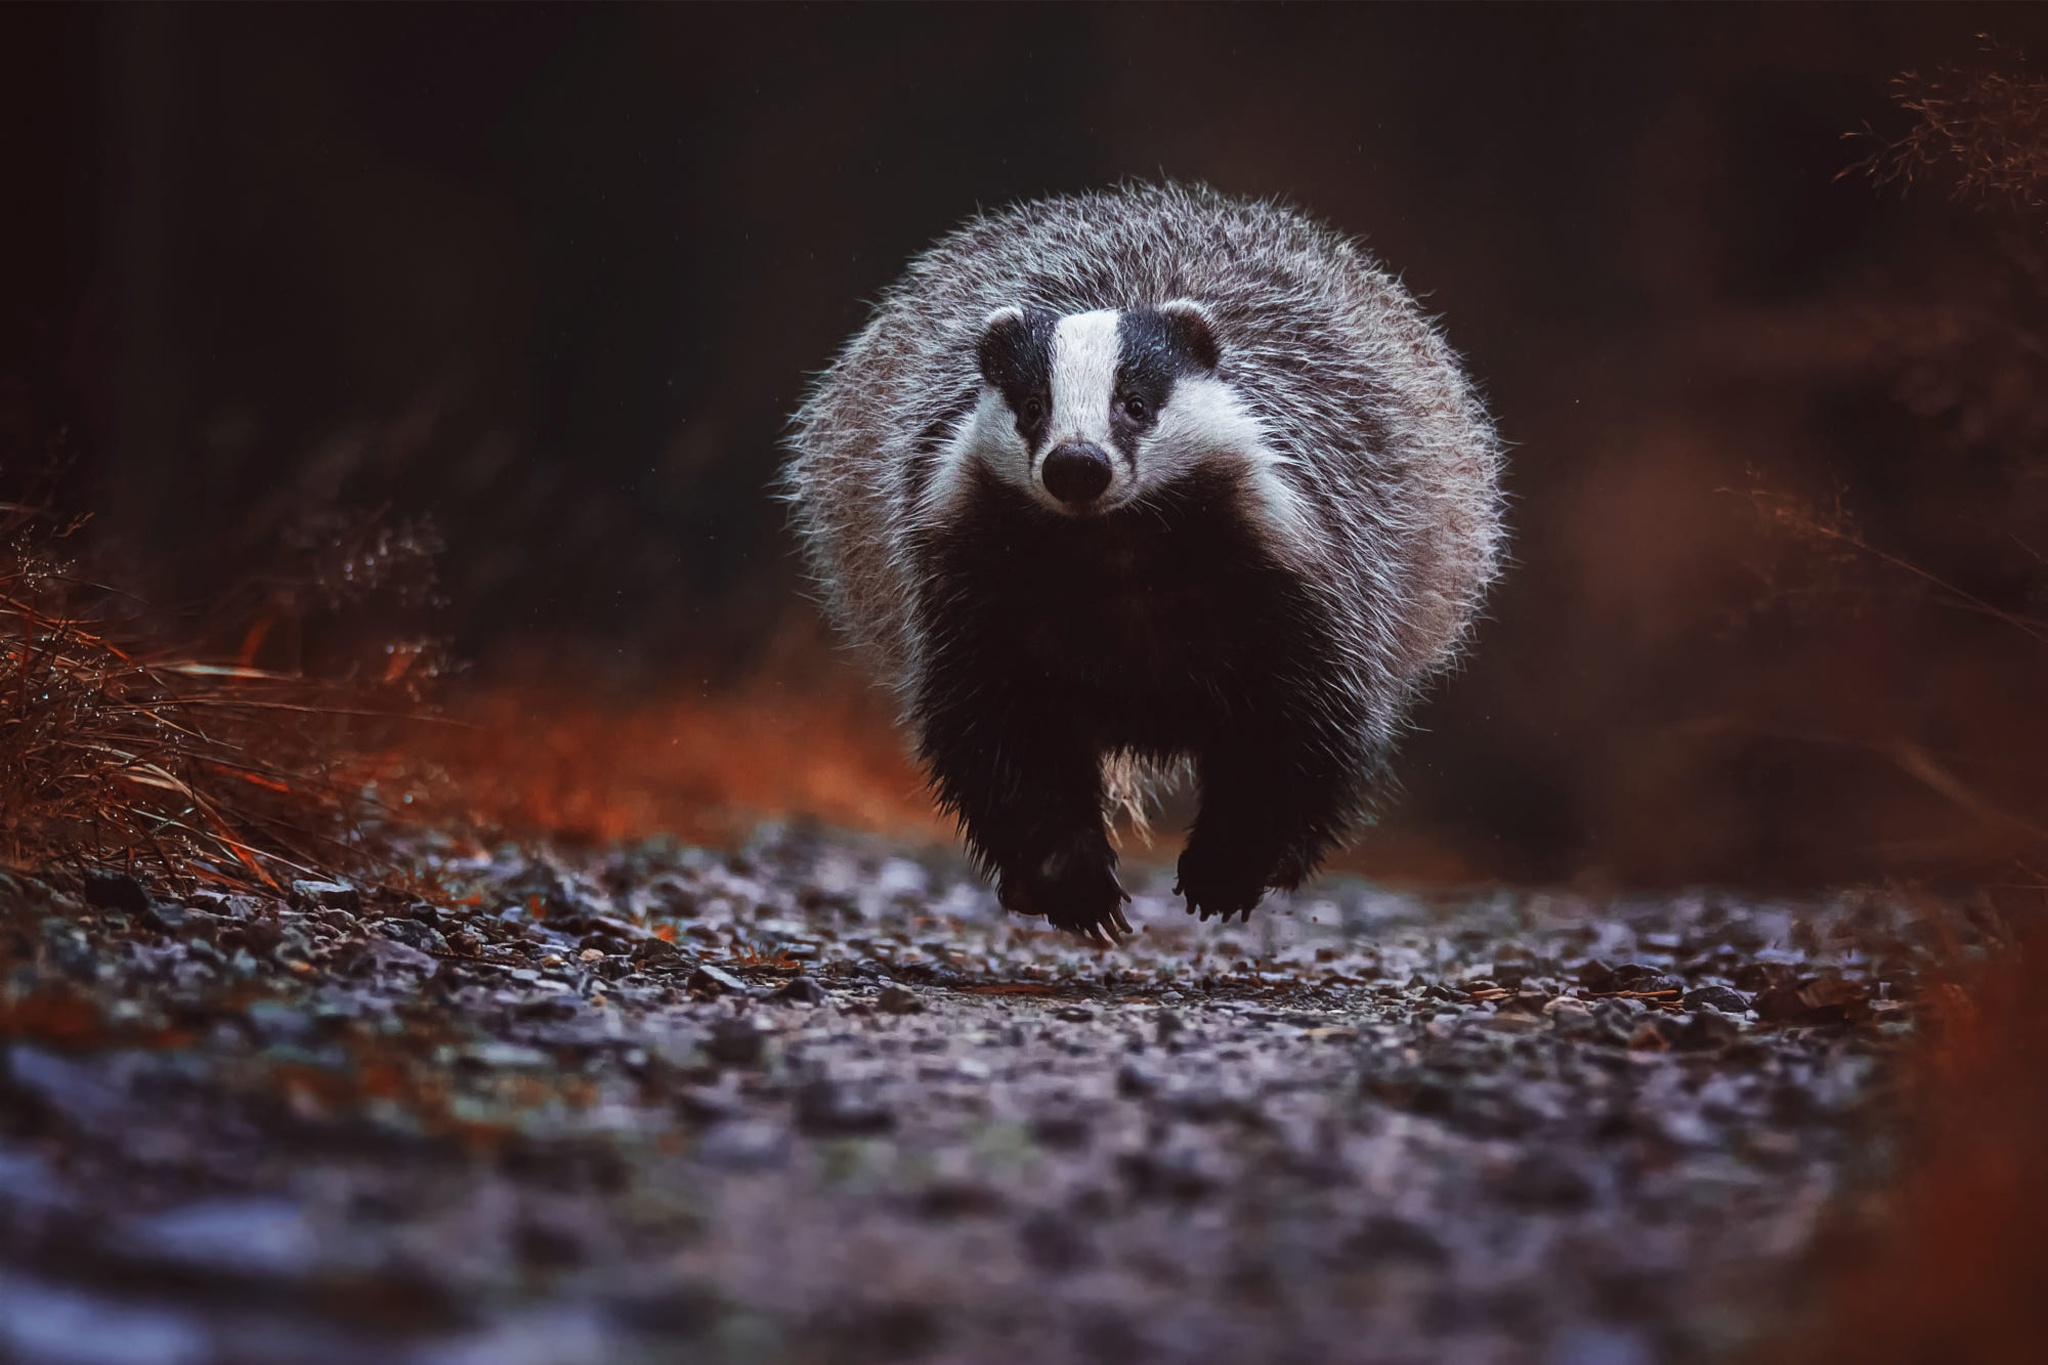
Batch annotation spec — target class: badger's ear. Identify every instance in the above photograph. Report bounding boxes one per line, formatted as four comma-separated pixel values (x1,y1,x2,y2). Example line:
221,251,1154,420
1158,298,1221,372
976,306,1030,387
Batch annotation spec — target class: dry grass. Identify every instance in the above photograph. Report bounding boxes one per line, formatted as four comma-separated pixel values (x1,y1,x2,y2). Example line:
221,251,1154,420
0,500,418,891
1857,38,2048,211
1764,39,2048,1363
0,471,937,888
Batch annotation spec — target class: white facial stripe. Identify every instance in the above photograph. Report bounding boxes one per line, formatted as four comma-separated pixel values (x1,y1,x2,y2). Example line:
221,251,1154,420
1049,310,1122,450
1143,375,1325,562
917,388,1023,525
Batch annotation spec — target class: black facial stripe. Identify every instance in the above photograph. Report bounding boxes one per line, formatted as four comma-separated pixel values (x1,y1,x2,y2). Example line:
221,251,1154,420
1110,310,1201,458
978,306,1058,451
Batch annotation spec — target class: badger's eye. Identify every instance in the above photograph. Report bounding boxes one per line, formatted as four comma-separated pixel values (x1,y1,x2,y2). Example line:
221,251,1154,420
1120,394,1150,422
1019,397,1045,425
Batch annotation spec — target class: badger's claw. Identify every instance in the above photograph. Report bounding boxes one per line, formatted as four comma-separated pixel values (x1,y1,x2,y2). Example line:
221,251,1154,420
1174,842,1271,925
999,853,1131,946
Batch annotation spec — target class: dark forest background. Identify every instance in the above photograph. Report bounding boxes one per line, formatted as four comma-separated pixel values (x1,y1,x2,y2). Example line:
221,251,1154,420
7,3,2048,889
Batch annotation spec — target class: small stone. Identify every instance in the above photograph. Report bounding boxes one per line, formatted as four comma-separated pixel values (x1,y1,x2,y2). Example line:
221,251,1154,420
877,985,924,1015
795,1078,895,1135
1018,1210,1095,1271
1668,1010,1742,1051
1753,985,1808,1023
0,1276,210,1364
289,880,360,913
1118,1146,1218,1201
1115,1062,1158,1099
694,1120,789,1171
1682,985,1751,1014
129,1198,320,1279
1752,976,1870,1026
675,1086,741,1125
1731,961,1789,993
375,919,447,954
705,1018,765,1067
771,976,828,1005
244,1001,315,1044
141,902,189,934
7,1045,122,1125
688,964,749,997
1549,1327,1655,1365
1341,1214,1448,1266
916,1179,1004,1220
1054,1006,1096,1023
630,944,684,979
1606,964,1681,995
1494,1152,1594,1209
1030,1112,1092,1150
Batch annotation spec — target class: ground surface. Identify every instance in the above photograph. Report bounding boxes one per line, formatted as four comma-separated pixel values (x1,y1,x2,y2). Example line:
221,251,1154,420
0,827,1924,1365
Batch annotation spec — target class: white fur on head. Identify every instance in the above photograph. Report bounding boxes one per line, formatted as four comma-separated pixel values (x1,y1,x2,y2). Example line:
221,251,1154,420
1047,310,1122,458
921,300,1321,551
1155,298,1222,369
917,386,1022,525
1134,375,1325,568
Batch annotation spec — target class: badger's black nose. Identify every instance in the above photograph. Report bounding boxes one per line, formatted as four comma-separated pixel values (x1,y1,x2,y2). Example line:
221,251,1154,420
1040,441,1114,507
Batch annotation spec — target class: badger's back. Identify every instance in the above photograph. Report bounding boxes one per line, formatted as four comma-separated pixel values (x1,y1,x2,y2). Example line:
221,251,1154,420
785,182,1503,754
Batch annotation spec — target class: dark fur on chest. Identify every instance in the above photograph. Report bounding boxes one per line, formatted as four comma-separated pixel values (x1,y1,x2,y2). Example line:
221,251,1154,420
917,466,1331,757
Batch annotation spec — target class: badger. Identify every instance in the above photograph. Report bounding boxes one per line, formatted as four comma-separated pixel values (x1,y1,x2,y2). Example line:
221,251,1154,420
784,182,1503,944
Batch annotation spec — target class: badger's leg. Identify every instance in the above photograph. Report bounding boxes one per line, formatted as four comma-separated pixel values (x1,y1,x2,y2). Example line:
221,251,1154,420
1176,733,1354,923
917,698,1132,945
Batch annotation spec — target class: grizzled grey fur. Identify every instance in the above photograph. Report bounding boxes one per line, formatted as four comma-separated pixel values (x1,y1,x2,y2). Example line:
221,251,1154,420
784,182,1503,942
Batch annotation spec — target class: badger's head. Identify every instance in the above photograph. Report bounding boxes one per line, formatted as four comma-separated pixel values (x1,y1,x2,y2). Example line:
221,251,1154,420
931,300,1276,520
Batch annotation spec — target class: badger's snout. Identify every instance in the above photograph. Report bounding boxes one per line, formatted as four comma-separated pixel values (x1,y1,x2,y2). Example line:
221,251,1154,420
1040,441,1114,508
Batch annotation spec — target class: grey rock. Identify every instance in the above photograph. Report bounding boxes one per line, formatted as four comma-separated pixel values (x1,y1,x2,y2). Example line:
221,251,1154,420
688,964,749,996
374,918,447,954
877,985,924,1015
1495,1152,1596,1209
141,901,189,934
1683,984,1751,1013
705,1018,765,1067
0,1272,209,1365
1548,1327,1655,1365
289,880,361,913
128,1198,320,1279
693,1120,790,1171
770,976,828,1006
795,1079,895,1136
6,1046,123,1125
1115,1062,1159,1099
1018,1210,1095,1271
1341,1215,1448,1266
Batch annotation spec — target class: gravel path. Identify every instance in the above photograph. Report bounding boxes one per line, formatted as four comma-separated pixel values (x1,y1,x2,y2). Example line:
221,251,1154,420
0,827,1923,1364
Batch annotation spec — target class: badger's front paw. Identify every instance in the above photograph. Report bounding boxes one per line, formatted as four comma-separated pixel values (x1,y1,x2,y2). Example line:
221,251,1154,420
998,840,1132,946
1174,840,1275,924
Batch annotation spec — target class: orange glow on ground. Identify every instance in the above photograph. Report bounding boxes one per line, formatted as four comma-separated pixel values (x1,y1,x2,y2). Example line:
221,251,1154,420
400,682,944,849
1778,913,2048,1364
